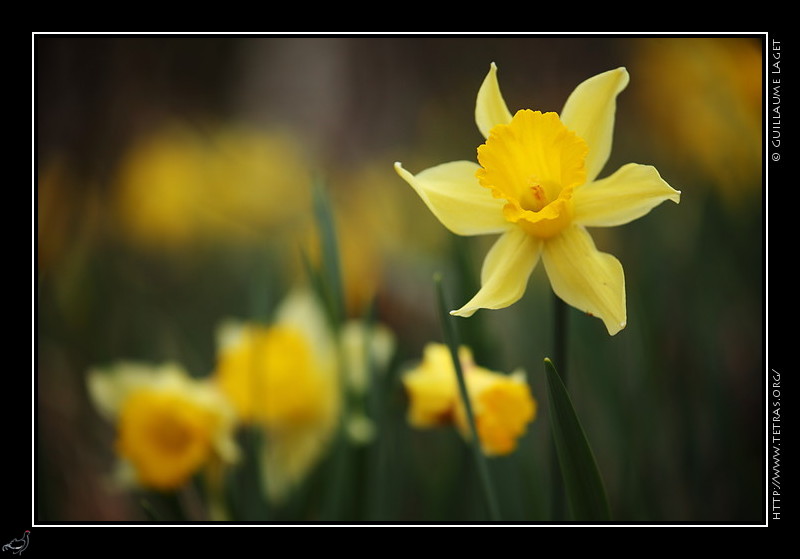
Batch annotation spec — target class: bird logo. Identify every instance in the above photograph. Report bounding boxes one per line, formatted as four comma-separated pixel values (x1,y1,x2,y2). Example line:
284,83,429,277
2,531,29,555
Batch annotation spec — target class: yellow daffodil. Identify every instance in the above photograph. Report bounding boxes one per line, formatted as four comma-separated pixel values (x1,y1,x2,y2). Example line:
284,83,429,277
213,289,340,503
403,343,536,456
86,362,239,491
396,64,681,334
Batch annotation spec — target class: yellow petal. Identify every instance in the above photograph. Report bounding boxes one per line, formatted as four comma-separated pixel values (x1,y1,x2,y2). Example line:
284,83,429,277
86,362,155,421
260,424,332,504
453,368,537,456
542,226,626,335
403,365,458,428
394,161,509,236
451,227,542,317
86,361,187,421
475,62,513,139
560,68,630,182
573,163,681,227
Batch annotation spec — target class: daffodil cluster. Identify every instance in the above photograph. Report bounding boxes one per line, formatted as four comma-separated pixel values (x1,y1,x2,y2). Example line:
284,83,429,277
86,284,397,511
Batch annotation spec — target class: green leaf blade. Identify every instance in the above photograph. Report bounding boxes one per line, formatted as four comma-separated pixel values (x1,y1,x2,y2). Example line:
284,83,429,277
311,178,345,331
434,274,502,521
544,358,611,521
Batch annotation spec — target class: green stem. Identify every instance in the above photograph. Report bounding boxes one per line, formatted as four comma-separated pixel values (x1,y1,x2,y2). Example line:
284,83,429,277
434,274,501,521
550,294,568,520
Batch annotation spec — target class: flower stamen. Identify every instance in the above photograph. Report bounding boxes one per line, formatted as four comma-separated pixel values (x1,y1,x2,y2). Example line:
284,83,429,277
526,183,548,212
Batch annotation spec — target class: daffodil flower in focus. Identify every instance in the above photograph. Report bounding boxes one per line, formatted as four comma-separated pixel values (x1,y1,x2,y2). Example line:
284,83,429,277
86,362,239,491
396,64,681,334
403,343,536,456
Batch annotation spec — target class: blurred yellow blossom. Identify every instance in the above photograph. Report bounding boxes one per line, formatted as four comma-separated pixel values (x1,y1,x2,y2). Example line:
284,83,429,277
113,122,311,250
86,362,239,491
213,289,340,502
403,343,536,456
396,64,680,334
632,38,761,205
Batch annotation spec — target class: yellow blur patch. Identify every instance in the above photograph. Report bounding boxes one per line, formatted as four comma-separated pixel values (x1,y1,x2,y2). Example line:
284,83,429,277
215,324,333,428
116,389,219,491
113,123,311,250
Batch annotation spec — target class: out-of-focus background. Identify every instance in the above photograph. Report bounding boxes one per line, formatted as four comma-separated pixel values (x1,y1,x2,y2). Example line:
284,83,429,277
35,35,764,523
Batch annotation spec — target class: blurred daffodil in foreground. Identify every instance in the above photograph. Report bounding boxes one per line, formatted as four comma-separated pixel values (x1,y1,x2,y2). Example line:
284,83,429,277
87,362,239,491
396,64,681,334
213,289,340,503
404,343,536,456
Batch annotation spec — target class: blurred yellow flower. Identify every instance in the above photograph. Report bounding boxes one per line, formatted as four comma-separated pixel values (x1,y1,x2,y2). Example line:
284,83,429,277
213,289,340,502
632,38,761,206
403,343,536,456
113,122,311,250
396,64,681,334
215,325,331,427
86,362,239,491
